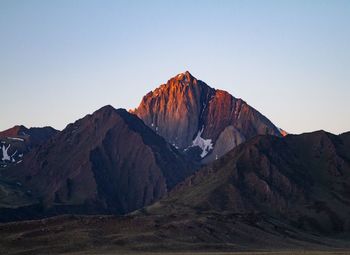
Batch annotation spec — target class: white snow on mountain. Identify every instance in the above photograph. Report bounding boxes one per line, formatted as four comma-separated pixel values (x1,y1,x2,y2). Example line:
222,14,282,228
191,127,213,158
0,143,20,165
7,137,25,142
1,144,11,161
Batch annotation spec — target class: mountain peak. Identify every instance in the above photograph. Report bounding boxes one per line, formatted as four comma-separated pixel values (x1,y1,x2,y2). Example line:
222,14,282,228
133,72,282,162
5,104,195,217
91,105,118,118
0,125,28,138
171,71,196,84
177,70,193,77
95,104,115,113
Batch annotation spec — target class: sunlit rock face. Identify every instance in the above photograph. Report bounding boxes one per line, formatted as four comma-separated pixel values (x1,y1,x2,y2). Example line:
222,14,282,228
133,71,283,163
132,72,213,150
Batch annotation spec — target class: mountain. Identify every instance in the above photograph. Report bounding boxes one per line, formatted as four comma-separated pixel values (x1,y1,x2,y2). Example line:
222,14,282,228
0,106,195,221
132,71,283,163
0,72,349,253
0,125,58,147
146,130,350,234
0,125,58,168
1,131,350,254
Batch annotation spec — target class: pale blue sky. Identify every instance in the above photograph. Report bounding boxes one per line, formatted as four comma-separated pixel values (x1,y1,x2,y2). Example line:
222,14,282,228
1,0,349,134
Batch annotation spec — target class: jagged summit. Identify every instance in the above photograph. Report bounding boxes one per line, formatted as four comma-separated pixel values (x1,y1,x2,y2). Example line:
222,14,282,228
142,71,204,99
133,72,282,163
171,71,195,82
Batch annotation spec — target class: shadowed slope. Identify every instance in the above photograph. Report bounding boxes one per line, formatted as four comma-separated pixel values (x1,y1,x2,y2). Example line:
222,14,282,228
0,131,350,254
147,131,350,234
0,105,195,221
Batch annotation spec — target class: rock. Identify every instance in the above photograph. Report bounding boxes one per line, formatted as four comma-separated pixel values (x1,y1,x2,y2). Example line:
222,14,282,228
133,71,282,162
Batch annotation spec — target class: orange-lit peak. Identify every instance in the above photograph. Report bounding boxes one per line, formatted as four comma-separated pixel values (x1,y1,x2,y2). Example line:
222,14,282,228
279,128,288,137
173,71,195,82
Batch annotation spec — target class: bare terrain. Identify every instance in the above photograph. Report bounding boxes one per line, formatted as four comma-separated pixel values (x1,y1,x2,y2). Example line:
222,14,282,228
0,213,349,255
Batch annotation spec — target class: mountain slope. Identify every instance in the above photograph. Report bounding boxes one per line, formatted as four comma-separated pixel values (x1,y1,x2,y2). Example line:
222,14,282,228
1,131,350,254
146,131,350,234
132,71,283,162
0,125,58,168
0,106,195,221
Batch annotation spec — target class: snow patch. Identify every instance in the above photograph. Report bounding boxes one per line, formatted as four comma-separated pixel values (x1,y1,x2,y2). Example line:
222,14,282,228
1,144,11,161
191,127,213,158
7,137,24,142
11,151,17,162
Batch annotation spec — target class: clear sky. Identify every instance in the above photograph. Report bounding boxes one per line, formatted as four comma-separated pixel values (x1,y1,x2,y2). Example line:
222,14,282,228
1,0,349,134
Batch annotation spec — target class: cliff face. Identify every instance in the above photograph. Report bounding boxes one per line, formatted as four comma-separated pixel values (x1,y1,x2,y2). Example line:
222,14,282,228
132,72,213,150
1,106,195,219
133,71,282,162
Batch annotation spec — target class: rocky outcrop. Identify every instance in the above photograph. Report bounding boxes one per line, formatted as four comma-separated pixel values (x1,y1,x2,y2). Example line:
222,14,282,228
132,71,282,162
132,72,213,149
